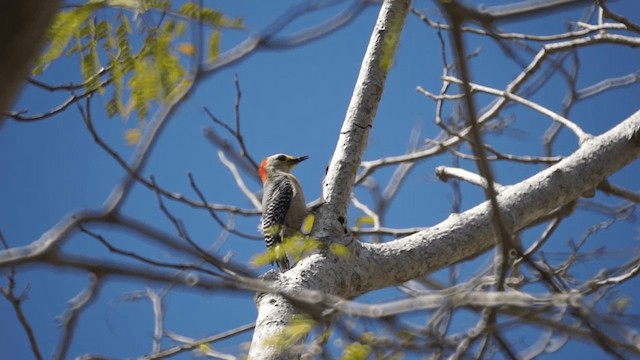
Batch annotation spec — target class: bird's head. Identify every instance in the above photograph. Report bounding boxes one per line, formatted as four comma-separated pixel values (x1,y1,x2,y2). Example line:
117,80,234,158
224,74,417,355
259,154,308,183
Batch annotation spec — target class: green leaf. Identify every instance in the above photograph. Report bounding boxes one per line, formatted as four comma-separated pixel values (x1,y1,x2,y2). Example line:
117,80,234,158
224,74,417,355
354,215,374,229
143,0,171,11
379,12,404,72
80,20,103,93
96,20,110,41
177,2,243,29
129,58,158,119
208,31,220,61
101,21,115,53
251,246,283,267
115,16,134,72
265,314,315,351
340,342,371,360
155,21,185,98
174,21,187,36
177,3,198,17
329,243,350,258
33,3,101,75
104,0,143,9
108,52,125,117
106,97,119,118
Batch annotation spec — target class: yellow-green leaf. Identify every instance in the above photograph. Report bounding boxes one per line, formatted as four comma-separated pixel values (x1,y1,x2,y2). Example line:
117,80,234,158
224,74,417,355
379,12,404,72
340,342,371,360
177,2,243,29
129,57,160,119
195,343,212,354
104,0,143,9
265,314,315,351
80,20,103,93
208,31,220,61
33,3,101,75
177,42,195,56
301,213,314,235
124,128,142,145
285,234,320,263
330,243,350,258
355,216,374,229
251,245,285,267
609,296,631,314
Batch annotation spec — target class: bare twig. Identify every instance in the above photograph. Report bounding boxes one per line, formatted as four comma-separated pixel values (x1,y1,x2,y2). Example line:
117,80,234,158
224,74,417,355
218,150,261,209
78,224,224,278
141,322,255,360
187,173,262,240
442,75,592,143
0,234,44,360
54,274,101,360
435,166,505,192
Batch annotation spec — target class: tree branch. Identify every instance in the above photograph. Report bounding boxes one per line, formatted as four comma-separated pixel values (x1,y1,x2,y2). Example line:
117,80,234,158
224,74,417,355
250,2,413,357
321,0,411,219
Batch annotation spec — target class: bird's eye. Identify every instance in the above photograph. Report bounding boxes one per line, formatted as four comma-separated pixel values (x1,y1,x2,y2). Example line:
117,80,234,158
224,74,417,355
277,155,287,161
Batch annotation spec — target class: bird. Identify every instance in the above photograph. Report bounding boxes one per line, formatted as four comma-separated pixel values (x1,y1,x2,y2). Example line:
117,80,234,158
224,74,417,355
258,153,308,271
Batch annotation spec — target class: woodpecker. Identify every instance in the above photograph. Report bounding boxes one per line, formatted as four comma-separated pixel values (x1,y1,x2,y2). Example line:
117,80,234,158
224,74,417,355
259,153,308,272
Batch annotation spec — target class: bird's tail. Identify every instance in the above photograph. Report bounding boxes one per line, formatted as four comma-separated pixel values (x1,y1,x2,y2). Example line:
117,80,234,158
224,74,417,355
265,232,290,272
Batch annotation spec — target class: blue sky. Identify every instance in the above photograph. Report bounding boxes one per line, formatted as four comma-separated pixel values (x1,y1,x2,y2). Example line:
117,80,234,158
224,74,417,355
1,0,639,358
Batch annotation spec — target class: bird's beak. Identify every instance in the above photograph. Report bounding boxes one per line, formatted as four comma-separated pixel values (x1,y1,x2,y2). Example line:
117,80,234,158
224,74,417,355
292,155,309,164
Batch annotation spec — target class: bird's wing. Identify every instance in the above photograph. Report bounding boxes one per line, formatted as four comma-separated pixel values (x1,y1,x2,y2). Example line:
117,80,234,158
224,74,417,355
262,177,293,248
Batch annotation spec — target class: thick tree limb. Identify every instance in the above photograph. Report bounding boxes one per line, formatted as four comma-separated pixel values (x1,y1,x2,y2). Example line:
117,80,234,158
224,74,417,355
358,110,639,295
321,0,411,219
250,0,412,358
251,109,640,357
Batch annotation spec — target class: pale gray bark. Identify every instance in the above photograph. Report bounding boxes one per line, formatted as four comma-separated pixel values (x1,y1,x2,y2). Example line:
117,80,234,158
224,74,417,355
249,0,412,357
250,107,640,357
289,109,640,295
321,0,411,219
247,0,640,356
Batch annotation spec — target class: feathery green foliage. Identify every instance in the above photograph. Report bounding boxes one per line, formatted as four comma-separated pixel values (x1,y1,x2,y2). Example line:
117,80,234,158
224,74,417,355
33,3,100,75
340,342,372,360
32,0,244,122
265,314,315,351
209,31,221,61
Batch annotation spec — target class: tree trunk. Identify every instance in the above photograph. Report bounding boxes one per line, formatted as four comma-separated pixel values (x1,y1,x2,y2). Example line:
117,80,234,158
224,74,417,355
0,1,62,122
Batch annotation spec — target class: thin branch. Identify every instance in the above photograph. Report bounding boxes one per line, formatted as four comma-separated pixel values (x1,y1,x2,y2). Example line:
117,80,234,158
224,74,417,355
436,166,506,192
54,273,101,360
218,150,261,209
351,195,380,230
351,226,426,237
187,173,262,240
441,0,515,293
574,70,640,101
0,234,44,360
359,25,619,182
592,258,640,288
598,180,640,203
150,175,258,277
82,103,257,214
321,0,411,217
26,67,109,91
232,74,259,171
442,75,592,143
141,322,255,360
599,0,640,34
8,78,111,122
411,7,627,42
112,213,253,277
78,224,224,278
